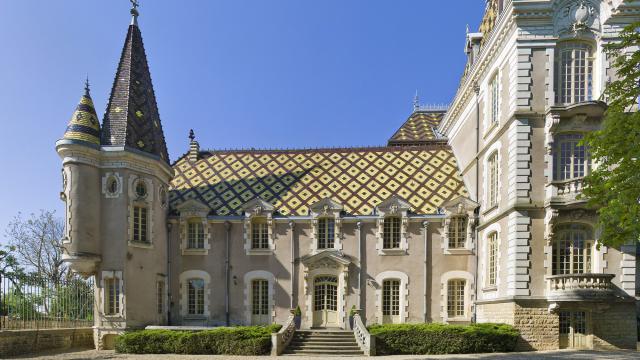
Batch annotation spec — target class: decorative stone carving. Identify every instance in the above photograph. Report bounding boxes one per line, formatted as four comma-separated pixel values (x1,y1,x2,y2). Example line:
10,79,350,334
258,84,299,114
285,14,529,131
375,195,412,255
554,0,600,37
241,198,276,255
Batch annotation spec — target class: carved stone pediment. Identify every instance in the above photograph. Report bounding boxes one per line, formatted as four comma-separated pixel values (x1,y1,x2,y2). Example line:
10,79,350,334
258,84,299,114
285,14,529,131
176,199,210,218
301,250,351,271
377,195,411,215
441,196,479,215
241,197,275,216
554,0,600,37
309,197,344,216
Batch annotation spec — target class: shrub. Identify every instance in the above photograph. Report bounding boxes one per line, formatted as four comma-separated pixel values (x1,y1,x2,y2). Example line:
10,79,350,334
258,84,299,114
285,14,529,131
115,325,282,355
368,323,519,355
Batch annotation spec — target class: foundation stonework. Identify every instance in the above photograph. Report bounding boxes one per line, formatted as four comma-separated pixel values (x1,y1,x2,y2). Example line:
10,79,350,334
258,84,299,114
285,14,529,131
0,328,94,357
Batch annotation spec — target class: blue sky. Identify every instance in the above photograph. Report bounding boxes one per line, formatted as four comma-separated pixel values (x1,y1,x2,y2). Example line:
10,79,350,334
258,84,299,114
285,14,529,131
0,1,484,242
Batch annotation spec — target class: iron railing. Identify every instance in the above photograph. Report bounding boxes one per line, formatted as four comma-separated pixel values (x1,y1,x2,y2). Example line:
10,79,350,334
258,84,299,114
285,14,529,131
0,273,94,330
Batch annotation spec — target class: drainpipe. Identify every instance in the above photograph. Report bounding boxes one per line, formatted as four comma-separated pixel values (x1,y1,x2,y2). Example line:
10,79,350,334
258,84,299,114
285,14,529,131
356,221,363,310
422,221,429,323
166,222,173,326
473,82,480,323
289,220,295,309
224,221,231,326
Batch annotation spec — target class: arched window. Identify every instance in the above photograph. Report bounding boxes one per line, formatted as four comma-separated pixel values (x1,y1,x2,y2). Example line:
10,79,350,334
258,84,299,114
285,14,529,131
554,134,590,181
317,218,335,249
448,216,468,249
555,42,594,105
487,232,498,287
382,279,400,324
187,220,204,249
251,217,269,249
487,151,499,207
187,278,205,315
552,224,594,275
383,217,401,249
447,279,466,318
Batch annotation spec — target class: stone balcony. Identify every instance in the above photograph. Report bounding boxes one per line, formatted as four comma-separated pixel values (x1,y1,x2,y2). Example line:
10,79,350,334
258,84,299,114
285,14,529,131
546,178,585,206
546,273,615,301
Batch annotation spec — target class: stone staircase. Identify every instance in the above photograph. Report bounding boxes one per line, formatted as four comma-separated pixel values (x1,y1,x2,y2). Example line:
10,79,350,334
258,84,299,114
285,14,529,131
283,330,364,356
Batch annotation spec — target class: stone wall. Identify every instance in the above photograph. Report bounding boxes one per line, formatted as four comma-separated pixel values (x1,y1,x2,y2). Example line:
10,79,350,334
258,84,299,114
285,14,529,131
0,328,93,357
591,302,637,350
513,302,558,351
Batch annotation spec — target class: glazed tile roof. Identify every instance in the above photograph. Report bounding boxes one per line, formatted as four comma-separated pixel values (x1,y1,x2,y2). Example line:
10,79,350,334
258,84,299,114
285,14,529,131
101,23,170,163
63,85,101,145
170,144,468,216
387,111,445,146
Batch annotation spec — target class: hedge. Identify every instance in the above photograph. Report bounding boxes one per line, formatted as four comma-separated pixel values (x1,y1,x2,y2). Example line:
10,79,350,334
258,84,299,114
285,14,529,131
368,323,519,355
115,325,282,355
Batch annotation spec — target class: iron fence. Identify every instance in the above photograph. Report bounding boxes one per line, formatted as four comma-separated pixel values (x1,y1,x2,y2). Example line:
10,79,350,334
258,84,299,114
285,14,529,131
0,273,94,330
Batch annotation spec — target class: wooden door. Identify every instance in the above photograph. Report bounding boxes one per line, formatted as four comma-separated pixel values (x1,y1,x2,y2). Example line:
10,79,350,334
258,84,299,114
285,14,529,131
313,276,339,327
251,279,270,325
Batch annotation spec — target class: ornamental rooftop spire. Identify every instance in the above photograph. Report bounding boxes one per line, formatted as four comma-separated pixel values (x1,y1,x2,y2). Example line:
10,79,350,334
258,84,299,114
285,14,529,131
62,79,101,145
101,0,170,163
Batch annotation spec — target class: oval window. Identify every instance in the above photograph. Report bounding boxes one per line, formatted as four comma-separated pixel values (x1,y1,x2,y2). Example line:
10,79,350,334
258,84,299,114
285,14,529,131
107,176,119,195
135,180,147,198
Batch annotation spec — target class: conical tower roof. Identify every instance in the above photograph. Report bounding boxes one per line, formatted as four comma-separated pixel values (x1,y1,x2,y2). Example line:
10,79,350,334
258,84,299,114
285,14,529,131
62,80,101,145
101,8,170,163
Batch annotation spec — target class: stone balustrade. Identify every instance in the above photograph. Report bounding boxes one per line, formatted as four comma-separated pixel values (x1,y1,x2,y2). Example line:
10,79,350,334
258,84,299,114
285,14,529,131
546,273,615,300
352,311,375,356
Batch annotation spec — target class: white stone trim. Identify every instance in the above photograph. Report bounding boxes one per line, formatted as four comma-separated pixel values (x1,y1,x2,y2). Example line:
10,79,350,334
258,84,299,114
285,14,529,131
179,270,211,318
620,246,637,296
374,271,409,324
243,270,276,325
127,175,154,248
102,172,123,198
61,167,72,243
506,211,531,296
99,270,124,319
507,119,532,206
483,68,501,136
440,270,474,323
441,198,477,255
243,210,276,256
304,267,348,329
375,197,410,255
180,218,211,255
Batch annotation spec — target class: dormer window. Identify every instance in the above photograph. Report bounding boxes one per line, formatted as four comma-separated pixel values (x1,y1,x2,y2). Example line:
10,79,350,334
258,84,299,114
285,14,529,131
555,42,594,105
448,216,468,249
176,199,211,255
376,196,410,255
383,216,401,249
442,196,478,255
309,198,344,252
187,220,205,249
242,198,276,255
251,217,269,250
317,218,335,249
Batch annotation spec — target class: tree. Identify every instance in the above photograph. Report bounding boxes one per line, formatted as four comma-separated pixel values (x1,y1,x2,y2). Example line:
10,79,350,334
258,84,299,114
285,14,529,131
5,210,68,283
0,245,23,283
582,22,640,248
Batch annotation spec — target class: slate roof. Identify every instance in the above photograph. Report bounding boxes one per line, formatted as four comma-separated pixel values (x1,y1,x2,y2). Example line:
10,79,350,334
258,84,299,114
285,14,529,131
387,110,445,146
101,22,170,163
169,144,467,216
63,85,101,145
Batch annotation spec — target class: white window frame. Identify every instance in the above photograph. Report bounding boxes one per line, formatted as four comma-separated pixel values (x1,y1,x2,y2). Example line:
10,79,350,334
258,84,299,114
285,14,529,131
555,42,594,105
242,198,276,255
309,198,344,253
243,270,276,325
441,197,477,255
553,133,590,181
487,231,498,288
179,270,210,318
375,271,409,324
552,223,595,275
375,196,410,255
177,199,211,255
100,270,124,318
488,71,500,127
441,270,474,323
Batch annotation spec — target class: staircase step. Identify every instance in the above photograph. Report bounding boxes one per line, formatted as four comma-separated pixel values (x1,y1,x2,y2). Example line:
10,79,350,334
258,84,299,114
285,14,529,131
288,345,362,350
290,340,357,345
284,350,364,355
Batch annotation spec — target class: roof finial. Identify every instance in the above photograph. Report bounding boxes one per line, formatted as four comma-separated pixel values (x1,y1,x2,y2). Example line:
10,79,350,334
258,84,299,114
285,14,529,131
466,23,470,34
84,76,91,97
413,90,420,112
189,129,196,142
130,0,140,26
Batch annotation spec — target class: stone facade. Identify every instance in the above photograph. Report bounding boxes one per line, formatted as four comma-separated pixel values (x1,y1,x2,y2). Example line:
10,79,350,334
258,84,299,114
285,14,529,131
0,328,93,357
57,0,640,352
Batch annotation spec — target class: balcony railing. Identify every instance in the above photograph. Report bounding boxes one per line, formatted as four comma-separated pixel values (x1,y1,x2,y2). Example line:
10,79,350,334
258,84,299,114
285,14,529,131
546,178,585,204
546,273,615,300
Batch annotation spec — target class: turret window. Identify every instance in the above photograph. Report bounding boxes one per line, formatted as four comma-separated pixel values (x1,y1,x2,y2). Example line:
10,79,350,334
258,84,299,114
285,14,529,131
448,216,468,249
187,220,204,249
104,277,120,316
317,218,335,249
383,217,401,249
133,206,148,243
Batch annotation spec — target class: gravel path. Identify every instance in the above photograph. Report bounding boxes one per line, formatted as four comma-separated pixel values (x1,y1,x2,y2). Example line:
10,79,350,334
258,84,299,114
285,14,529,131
9,349,640,360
